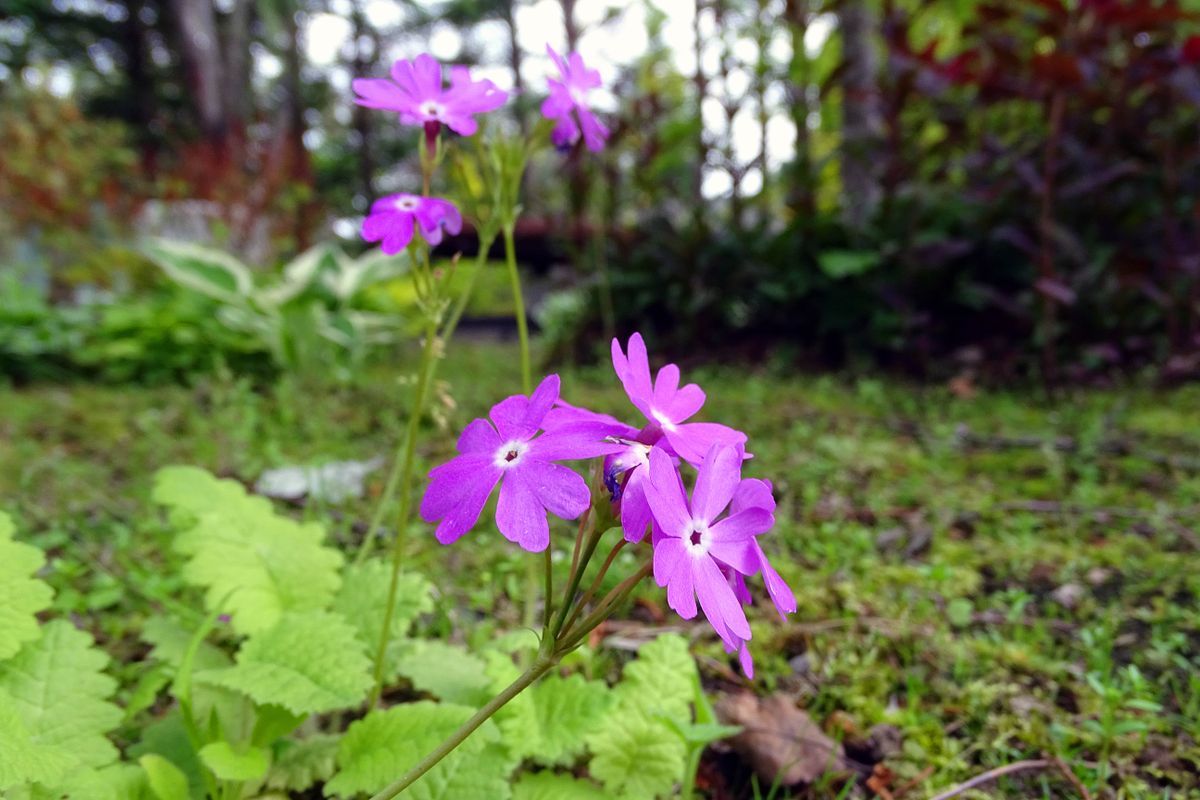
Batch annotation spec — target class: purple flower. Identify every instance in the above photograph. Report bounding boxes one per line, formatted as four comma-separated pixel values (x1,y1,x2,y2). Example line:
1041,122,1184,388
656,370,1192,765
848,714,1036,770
362,194,462,255
729,478,796,620
644,445,775,666
419,375,619,552
611,333,748,465
353,54,507,136
541,45,609,152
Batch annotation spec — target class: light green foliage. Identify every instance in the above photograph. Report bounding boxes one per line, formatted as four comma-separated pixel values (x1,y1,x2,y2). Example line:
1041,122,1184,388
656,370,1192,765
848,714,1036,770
146,240,408,374
0,621,122,791
0,512,53,661
140,754,191,800
511,772,610,800
153,466,344,635
333,559,434,654
197,741,269,782
196,611,372,715
265,735,339,792
141,615,232,672
585,635,697,799
494,671,614,766
327,702,510,799
394,641,493,705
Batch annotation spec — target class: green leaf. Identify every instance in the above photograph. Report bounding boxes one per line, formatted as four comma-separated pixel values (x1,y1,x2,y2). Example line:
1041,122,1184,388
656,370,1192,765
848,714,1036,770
153,466,344,635
0,688,77,790
0,512,53,661
198,741,270,782
584,635,697,799
494,671,613,766
817,249,881,279
611,634,696,724
145,240,253,304
127,711,206,799
511,772,610,800
140,754,190,800
394,641,492,706
265,734,339,792
196,611,371,715
327,703,511,800
587,715,687,800
333,559,433,654
0,620,122,774
141,615,232,673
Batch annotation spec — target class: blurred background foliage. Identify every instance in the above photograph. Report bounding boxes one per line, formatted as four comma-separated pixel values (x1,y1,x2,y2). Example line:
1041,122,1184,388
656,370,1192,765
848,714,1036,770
1,0,1199,384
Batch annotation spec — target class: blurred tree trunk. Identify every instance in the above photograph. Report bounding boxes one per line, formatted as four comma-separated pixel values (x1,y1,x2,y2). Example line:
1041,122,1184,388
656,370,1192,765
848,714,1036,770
350,0,377,202
168,0,227,143
692,0,708,228
503,1,526,134
785,0,814,220
279,3,314,250
222,0,252,154
836,0,883,233
120,0,158,176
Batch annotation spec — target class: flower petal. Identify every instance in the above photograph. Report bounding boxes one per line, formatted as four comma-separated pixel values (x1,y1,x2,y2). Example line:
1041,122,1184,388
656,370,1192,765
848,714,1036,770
496,470,550,552
524,374,560,429
666,384,706,423
517,459,590,521
644,446,691,537
419,454,501,545
489,394,531,440
352,78,411,110
457,417,501,454
731,478,775,514
709,507,774,543
665,421,748,465
757,542,797,618
619,466,654,543
655,538,697,619
694,555,751,643
691,445,742,524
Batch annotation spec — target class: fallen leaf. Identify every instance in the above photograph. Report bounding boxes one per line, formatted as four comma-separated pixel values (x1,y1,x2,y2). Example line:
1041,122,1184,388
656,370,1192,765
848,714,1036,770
715,692,846,786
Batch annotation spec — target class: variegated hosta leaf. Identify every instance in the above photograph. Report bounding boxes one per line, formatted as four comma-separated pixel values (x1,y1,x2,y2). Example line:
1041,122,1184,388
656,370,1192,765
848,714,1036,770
145,239,253,304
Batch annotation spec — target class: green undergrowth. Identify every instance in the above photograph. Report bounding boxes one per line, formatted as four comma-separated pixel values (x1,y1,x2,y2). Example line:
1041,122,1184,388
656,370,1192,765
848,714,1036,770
1,342,1198,798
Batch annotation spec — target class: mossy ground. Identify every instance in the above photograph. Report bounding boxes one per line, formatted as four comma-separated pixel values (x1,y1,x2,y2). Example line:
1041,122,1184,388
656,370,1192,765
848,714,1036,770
2,341,1197,798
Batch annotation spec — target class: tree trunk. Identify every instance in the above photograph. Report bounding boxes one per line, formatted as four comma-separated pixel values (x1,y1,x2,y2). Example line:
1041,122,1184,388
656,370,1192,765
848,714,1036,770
350,0,377,202
504,0,526,134
837,0,883,233
222,0,252,156
785,0,814,219
168,0,226,142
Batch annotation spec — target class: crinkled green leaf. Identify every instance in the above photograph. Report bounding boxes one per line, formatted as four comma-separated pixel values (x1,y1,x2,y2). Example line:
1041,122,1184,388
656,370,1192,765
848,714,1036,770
611,634,696,724
327,702,510,799
266,734,338,792
587,714,687,800
394,641,492,706
153,466,344,635
332,559,433,653
0,620,122,775
511,771,611,800
493,670,613,766
127,711,206,799
0,688,76,790
0,512,53,661
141,615,232,673
584,635,698,799
198,741,270,782
195,611,371,715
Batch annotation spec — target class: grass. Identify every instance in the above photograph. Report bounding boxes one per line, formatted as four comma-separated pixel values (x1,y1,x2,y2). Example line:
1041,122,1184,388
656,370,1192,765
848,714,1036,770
2,341,1199,798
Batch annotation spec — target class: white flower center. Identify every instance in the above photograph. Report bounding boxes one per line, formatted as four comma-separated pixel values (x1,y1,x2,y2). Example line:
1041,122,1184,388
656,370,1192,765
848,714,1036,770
650,408,677,432
393,196,419,212
419,101,444,119
494,440,529,469
683,518,710,556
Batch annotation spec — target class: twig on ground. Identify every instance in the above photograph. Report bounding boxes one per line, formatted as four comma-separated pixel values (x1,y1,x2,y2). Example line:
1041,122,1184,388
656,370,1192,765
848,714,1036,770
927,759,1053,800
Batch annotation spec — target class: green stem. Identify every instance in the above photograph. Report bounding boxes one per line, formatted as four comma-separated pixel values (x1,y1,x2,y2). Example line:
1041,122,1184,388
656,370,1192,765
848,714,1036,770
559,539,625,637
367,656,558,800
558,560,653,653
541,548,554,641
681,747,702,800
368,318,441,707
441,234,496,340
502,222,531,394
549,522,603,641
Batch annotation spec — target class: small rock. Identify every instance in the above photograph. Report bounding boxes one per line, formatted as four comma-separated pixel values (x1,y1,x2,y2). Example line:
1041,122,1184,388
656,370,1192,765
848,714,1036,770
1050,582,1086,609
716,693,846,786
875,527,905,552
256,457,385,504
1086,567,1113,586
865,724,903,761
788,654,811,676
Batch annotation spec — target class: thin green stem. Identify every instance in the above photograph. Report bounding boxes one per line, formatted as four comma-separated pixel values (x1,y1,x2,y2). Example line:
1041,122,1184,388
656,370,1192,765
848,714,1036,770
558,560,653,654
502,222,531,394
559,538,626,636
540,548,554,640
549,521,604,642
367,656,558,800
441,235,496,340
368,317,441,707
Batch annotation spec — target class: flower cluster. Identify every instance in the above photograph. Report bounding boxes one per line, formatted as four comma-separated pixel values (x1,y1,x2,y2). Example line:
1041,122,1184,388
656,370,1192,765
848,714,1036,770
354,49,609,253
421,333,795,675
